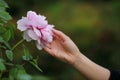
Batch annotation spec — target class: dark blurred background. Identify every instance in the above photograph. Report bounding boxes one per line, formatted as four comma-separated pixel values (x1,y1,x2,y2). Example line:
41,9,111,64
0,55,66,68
5,0,120,80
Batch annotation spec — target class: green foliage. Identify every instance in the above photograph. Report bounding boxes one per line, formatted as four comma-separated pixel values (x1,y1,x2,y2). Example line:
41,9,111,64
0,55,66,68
2,30,11,41
0,11,12,21
9,65,32,80
5,50,13,61
0,0,11,21
22,45,32,61
28,59,43,72
15,66,32,80
0,37,11,49
22,45,42,72
7,22,15,39
0,0,43,80
0,0,8,8
9,67,18,80
0,59,6,71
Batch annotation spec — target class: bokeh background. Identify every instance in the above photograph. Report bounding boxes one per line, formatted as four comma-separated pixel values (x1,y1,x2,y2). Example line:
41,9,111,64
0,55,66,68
5,0,120,80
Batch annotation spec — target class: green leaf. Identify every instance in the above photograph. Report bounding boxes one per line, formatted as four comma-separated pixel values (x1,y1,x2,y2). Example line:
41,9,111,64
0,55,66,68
0,0,8,8
0,7,5,11
33,57,38,65
22,56,32,61
0,11,12,21
0,27,7,34
5,50,13,61
9,68,18,80
0,37,11,49
16,65,32,80
0,18,5,26
4,42,11,49
0,36,4,43
23,45,29,57
4,62,14,66
2,29,11,41
29,61,43,72
6,22,16,39
16,65,26,74
0,45,7,49
22,45,32,61
17,73,32,80
0,59,6,71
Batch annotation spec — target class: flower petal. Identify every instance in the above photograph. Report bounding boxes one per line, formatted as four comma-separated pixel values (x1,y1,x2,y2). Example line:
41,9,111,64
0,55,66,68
23,31,32,42
27,11,37,20
28,30,39,40
17,17,28,31
41,25,54,43
41,30,53,43
36,43,42,50
33,27,41,37
36,40,45,50
17,11,55,50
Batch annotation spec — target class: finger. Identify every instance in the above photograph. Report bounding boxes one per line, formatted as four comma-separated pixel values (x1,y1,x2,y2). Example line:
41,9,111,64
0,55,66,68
44,47,55,57
45,43,51,49
52,29,69,41
44,47,52,54
53,33,63,41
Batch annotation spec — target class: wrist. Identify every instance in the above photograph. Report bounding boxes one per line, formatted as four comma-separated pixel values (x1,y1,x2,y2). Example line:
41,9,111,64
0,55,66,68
71,52,88,70
68,52,83,66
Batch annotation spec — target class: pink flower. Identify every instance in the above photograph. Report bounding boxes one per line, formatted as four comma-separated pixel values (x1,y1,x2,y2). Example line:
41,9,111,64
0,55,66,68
17,11,54,50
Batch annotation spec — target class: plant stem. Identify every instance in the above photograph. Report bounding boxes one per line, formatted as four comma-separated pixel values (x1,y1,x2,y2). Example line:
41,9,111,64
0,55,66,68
28,61,43,72
12,39,24,51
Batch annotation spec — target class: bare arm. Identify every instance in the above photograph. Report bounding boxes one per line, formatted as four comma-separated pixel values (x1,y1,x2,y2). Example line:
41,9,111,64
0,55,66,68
44,29,110,80
73,53,110,80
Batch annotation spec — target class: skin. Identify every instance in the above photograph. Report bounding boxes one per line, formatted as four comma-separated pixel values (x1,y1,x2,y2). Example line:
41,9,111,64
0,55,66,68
44,29,110,80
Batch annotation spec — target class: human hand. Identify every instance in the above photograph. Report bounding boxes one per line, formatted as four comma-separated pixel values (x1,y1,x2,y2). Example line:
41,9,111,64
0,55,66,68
44,29,81,64
44,29,110,80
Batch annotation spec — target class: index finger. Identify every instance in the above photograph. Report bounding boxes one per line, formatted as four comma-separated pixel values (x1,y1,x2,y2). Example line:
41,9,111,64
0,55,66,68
52,29,69,42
